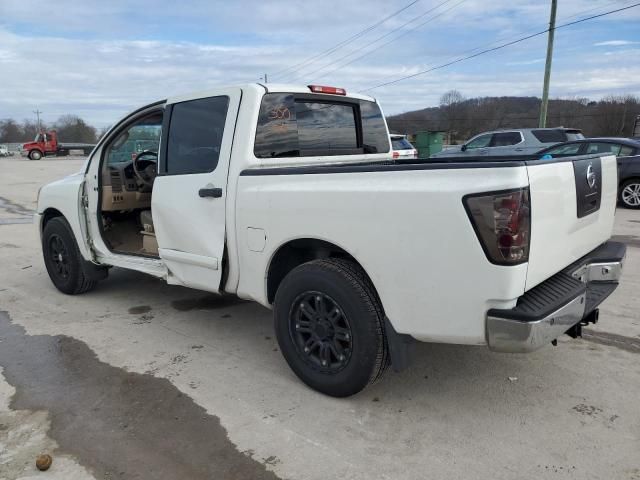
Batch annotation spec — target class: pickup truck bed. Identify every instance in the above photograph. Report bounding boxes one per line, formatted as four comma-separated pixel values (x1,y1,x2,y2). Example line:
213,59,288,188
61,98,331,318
237,152,619,342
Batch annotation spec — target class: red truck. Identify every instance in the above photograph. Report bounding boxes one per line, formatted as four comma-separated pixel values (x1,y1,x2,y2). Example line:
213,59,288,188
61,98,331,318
22,130,95,160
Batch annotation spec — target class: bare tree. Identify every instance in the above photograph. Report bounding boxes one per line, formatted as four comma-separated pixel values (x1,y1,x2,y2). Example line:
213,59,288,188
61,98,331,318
53,115,98,143
439,90,467,142
0,119,23,142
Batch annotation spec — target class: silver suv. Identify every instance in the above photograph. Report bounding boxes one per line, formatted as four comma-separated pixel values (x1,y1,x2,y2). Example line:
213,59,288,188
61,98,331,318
431,128,584,158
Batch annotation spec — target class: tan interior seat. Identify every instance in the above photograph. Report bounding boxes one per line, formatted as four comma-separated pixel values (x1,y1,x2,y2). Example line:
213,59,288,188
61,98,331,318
139,209,158,256
140,210,154,234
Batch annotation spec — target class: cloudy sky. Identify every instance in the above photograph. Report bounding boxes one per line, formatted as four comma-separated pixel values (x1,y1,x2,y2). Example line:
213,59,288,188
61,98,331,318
1,0,639,127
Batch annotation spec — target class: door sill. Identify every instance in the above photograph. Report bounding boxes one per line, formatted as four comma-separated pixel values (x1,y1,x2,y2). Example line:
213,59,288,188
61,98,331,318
95,252,167,278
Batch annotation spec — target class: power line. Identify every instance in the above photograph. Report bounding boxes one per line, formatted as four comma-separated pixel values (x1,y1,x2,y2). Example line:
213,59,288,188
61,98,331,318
269,0,421,80
361,2,640,93
314,0,468,82
368,0,626,88
286,0,461,82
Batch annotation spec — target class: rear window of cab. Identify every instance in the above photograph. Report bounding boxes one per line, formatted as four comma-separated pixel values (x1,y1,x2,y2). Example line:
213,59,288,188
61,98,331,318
254,93,389,158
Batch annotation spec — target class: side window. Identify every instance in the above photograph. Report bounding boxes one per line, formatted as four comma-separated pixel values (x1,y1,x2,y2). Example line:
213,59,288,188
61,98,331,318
532,129,567,143
466,134,492,149
296,101,357,154
165,96,229,175
586,142,621,155
546,143,581,155
106,113,163,165
619,145,635,156
491,132,522,147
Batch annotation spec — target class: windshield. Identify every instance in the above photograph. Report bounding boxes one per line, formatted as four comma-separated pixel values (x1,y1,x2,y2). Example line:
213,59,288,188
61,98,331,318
566,131,585,141
106,116,162,164
391,137,414,150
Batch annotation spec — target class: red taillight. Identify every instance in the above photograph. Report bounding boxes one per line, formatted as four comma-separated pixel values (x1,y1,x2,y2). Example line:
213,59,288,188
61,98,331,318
308,85,346,95
392,151,400,159
464,188,530,265
413,150,418,158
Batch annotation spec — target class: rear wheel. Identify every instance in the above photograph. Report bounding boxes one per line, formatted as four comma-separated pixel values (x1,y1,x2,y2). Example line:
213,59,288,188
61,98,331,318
620,179,640,209
274,258,388,397
42,217,97,294
29,150,42,160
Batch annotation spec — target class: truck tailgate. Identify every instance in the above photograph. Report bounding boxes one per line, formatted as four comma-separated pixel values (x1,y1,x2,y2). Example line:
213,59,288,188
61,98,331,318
525,154,618,290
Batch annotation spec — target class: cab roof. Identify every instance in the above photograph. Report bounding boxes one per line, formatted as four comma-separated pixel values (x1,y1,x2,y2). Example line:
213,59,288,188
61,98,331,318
259,83,377,103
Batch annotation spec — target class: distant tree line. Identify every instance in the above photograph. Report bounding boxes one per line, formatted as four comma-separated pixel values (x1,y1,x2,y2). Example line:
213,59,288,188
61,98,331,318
3,94,639,146
387,92,640,144
0,115,99,144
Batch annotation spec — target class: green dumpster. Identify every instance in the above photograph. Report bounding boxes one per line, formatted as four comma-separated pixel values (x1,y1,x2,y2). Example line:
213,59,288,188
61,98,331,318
408,131,445,159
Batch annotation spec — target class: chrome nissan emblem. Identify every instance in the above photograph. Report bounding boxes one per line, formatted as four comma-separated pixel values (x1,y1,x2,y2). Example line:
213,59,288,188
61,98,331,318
586,163,596,189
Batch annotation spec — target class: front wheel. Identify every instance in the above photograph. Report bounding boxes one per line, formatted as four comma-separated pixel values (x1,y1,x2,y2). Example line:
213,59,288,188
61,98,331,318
620,179,640,209
42,217,97,294
29,150,42,160
274,258,388,397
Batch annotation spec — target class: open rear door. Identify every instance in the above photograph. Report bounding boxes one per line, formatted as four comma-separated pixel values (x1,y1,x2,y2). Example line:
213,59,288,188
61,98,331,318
152,87,241,292
525,154,618,290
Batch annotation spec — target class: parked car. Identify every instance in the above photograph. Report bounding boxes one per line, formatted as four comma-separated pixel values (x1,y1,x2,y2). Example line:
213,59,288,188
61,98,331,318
431,127,584,158
537,137,639,158
389,134,417,160
36,83,625,397
0,144,14,157
537,138,640,209
618,156,640,209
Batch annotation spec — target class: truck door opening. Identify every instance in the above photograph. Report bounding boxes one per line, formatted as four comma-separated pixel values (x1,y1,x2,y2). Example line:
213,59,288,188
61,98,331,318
99,111,163,257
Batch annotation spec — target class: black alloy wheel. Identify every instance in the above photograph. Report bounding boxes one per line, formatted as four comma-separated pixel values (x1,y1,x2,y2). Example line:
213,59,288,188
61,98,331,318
48,233,70,280
289,291,353,374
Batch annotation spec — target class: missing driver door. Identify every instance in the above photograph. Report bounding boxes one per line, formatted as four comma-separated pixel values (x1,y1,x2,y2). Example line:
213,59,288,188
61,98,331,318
152,88,241,292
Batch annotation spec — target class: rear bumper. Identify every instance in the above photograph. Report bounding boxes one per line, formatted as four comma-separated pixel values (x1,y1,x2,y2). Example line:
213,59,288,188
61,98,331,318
486,241,626,353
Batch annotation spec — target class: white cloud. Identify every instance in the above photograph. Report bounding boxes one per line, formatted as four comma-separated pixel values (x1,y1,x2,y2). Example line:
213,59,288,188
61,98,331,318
506,58,545,66
594,40,638,47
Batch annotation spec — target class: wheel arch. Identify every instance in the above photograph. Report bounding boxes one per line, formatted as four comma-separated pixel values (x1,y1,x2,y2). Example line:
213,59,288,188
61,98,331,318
266,238,382,307
620,176,640,186
40,207,64,232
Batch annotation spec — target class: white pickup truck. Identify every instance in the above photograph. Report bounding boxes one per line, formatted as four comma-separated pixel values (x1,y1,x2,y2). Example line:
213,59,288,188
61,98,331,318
36,83,626,397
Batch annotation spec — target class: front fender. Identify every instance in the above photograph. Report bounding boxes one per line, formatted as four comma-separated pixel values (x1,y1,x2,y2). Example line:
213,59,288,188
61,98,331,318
37,172,93,261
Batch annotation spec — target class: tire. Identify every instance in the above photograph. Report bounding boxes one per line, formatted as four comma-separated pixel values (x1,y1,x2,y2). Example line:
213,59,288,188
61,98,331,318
274,258,388,397
42,217,97,294
619,179,640,209
29,150,42,160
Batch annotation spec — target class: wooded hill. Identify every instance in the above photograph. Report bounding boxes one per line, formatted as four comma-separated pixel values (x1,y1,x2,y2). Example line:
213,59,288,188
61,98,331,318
386,92,640,143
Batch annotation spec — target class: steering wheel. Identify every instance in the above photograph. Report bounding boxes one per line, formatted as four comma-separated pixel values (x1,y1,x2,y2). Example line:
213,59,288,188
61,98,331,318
132,150,158,187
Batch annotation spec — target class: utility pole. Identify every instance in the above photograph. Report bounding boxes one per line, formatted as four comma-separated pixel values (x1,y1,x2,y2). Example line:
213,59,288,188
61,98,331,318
33,109,43,131
260,73,268,83
539,0,557,128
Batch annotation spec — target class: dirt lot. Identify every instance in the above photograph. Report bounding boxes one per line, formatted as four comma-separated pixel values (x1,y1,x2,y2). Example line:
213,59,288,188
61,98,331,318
0,156,639,480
